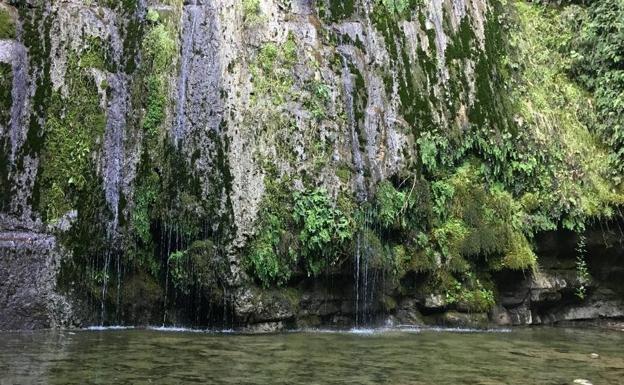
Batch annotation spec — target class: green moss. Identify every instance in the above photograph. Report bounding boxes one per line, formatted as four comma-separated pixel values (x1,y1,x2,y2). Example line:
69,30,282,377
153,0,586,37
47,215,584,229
38,55,107,222
243,0,262,25
168,239,228,297
0,63,12,129
0,8,15,39
336,165,352,183
318,0,355,23
79,36,115,72
250,35,297,106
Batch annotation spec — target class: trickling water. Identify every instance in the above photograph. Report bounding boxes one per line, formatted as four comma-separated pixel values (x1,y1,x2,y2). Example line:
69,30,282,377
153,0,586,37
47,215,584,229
354,233,361,326
102,73,129,232
1,41,29,162
173,0,200,146
100,248,112,325
340,52,367,202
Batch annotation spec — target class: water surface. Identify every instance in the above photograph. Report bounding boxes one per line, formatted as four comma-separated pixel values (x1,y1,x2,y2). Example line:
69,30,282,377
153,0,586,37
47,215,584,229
1,327,623,384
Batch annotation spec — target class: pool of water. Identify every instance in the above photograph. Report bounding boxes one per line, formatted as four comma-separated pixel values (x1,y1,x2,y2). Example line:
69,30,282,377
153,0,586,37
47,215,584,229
0,326,623,384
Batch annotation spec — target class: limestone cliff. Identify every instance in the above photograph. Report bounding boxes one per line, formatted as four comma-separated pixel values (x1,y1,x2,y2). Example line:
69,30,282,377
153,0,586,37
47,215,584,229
0,0,622,330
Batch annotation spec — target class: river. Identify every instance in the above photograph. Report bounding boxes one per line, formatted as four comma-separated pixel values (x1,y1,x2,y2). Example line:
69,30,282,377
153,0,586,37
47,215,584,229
1,326,623,384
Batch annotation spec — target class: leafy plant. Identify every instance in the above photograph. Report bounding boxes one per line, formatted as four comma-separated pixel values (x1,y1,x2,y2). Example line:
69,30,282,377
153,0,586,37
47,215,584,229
293,188,354,275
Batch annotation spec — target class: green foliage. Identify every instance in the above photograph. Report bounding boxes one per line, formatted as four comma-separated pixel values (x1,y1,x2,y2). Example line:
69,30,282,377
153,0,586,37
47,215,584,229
246,211,298,287
146,8,160,23
245,183,355,286
78,36,113,72
143,24,176,73
168,240,227,296
575,235,590,299
243,0,262,25
245,178,298,287
378,0,420,16
444,272,496,313
0,8,15,39
374,181,406,229
571,0,624,181
38,56,106,221
293,188,354,275
505,1,624,232
132,168,160,244
317,0,356,23
250,35,297,106
141,21,175,137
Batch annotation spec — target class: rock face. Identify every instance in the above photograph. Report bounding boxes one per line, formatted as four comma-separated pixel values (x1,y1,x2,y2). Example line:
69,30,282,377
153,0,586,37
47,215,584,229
0,0,622,330
0,216,77,330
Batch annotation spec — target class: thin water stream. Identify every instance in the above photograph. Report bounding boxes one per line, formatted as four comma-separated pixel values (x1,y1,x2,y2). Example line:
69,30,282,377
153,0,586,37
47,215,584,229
0,327,622,384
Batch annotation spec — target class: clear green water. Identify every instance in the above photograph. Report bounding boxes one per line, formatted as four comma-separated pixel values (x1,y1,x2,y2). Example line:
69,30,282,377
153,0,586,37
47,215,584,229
0,327,623,384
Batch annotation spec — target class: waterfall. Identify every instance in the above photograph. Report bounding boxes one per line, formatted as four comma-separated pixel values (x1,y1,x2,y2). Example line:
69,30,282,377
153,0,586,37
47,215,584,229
340,50,378,327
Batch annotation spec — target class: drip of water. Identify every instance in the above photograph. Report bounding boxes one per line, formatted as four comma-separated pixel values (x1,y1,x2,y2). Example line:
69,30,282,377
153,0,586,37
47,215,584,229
100,248,112,325
354,233,361,327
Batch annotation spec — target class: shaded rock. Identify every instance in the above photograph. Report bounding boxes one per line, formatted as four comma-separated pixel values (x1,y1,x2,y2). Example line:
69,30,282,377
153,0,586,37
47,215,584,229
507,303,533,326
295,315,321,329
552,293,624,322
490,305,512,326
395,298,425,326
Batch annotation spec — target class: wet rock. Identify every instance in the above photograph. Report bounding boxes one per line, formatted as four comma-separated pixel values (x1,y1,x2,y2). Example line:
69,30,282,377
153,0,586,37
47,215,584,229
0,226,78,330
395,298,425,326
490,305,512,326
423,294,446,310
296,315,321,329
507,303,533,326
552,291,624,322
428,311,489,328
234,286,298,324
243,321,284,334
330,315,352,328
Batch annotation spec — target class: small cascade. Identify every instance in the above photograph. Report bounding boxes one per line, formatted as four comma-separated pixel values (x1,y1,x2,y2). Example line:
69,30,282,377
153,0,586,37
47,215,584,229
102,72,129,233
0,40,32,218
340,52,367,202
173,0,200,147
4,41,28,162
340,50,382,327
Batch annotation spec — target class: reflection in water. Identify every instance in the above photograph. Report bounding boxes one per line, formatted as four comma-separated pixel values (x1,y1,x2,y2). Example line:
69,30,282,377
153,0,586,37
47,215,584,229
1,327,623,384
